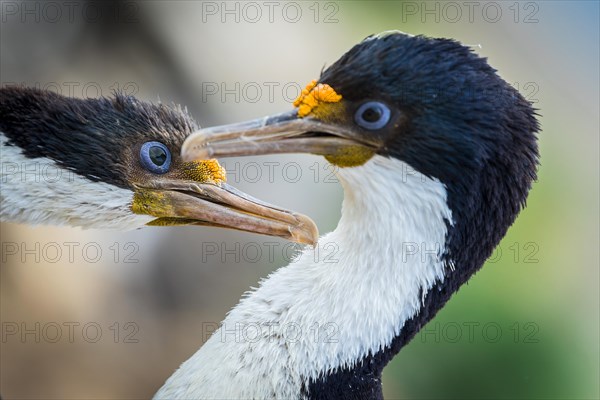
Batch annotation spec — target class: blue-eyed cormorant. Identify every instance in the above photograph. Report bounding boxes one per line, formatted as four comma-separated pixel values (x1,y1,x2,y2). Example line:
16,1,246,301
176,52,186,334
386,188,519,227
165,31,540,399
0,87,317,243
0,32,539,399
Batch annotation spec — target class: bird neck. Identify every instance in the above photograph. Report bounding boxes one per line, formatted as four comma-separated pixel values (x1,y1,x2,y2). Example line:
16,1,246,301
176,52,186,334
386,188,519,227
155,155,453,399
0,132,152,230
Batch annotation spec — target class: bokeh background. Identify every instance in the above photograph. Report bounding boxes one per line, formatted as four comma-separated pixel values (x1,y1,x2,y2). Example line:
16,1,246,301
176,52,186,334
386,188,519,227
1,1,598,399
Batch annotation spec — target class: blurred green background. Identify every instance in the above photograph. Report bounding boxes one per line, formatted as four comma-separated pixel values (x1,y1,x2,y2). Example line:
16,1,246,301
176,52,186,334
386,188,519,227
1,1,598,399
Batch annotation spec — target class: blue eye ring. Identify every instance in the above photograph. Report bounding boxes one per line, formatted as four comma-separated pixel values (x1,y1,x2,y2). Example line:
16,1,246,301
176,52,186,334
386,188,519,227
140,141,171,174
354,101,391,130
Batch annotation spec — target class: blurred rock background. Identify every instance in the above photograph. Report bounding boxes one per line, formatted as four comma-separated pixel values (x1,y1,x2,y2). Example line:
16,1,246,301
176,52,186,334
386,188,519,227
1,1,598,398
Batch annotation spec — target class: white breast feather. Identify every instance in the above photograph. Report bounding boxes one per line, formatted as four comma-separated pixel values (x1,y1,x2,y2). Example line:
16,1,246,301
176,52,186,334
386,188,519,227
155,155,453,399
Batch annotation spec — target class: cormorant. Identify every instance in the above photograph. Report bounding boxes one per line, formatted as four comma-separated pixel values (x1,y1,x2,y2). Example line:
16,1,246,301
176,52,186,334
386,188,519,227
164,31,540,399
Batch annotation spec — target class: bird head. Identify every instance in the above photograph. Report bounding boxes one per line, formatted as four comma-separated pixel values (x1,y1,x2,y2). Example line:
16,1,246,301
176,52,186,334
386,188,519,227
0,87,317,244
182,32,539,280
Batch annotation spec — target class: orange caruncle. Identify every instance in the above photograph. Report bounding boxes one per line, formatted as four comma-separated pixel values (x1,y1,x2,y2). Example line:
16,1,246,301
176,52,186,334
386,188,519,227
293,80,342,118
179,159,227,185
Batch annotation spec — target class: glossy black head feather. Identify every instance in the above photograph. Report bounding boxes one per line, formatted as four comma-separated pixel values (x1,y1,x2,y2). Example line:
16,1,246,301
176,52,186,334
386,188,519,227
0,86,197,188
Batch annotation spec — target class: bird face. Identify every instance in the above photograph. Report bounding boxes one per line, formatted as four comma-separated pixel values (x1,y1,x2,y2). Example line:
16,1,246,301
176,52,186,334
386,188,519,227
182,31,539,272
183,32,536,174
0,87,317,244
126,139,316,245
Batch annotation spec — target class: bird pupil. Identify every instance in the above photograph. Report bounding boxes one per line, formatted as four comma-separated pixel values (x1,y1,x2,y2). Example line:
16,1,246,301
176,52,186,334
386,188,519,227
149,146,167,166
362,107,382,123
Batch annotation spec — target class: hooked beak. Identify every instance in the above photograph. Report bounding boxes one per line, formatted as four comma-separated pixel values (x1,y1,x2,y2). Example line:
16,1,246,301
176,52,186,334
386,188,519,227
180,110,378,166
132,178,318,246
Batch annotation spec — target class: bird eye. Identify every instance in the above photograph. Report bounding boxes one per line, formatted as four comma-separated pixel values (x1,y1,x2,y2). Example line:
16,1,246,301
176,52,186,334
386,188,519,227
354,101,391,130
140,141,171,174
